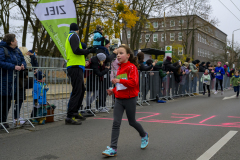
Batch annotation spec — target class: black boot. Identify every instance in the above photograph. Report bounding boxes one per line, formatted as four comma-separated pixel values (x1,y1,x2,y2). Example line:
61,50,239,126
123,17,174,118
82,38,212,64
208,93,210,97
65,117,82,125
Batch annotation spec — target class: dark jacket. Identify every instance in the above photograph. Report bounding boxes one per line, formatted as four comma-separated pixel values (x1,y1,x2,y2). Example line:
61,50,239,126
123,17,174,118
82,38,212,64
86,56,109,91
139,61,152,71
163,59,180,72
199,63,206,72
156,61,167,78
30,55,38,68
0,41,26,96
173,62,183,83
96,48,117,64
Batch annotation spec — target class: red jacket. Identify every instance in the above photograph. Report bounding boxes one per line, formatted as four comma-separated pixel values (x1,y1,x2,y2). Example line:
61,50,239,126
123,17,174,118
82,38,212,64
112,61,139,99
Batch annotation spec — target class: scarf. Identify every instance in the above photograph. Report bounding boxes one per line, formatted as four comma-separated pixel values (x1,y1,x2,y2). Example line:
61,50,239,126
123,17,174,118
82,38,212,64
235,75,239,78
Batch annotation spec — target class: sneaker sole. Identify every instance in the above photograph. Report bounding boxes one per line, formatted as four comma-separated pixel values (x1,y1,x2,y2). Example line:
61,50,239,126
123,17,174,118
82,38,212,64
102,153,117,157
141,134,149,149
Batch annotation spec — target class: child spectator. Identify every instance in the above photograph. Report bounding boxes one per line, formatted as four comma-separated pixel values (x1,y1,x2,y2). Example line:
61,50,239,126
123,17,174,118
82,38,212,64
32,71,49,125
230,71,240,98
214,62,225,95
201,69,211,97
93,25,110,55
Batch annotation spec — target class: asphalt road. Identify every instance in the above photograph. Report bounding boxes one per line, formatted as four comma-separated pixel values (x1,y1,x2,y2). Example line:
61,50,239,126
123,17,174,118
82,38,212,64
1,90,240,160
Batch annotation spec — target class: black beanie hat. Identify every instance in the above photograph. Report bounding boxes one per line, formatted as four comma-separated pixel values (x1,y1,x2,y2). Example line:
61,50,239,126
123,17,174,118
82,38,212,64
70,23,79,31
192,61,196,65
195,59,200,64
105,39,110,45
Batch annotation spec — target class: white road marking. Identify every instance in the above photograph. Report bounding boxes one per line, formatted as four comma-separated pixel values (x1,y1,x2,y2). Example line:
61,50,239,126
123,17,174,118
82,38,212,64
223,95,237,100
196,131,238,160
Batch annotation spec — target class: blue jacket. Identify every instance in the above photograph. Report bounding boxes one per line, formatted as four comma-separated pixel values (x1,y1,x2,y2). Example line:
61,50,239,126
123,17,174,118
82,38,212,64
215,66,225,80
33,80,49,105
93,31,104,46
0,41,26,96
30,55,38,68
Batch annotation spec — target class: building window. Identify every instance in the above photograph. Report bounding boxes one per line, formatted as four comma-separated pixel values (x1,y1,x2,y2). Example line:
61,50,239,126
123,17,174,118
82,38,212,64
146,22,150,28
198,48,200,56
161,21,165,27
153,22,158,28
161,33,165,42
178,32,182,41
201,49,204,57
208,51,210,58
153,34,158,42
170,33,175,41
170,20,175,27
139,35,142,43
145,34,150,42
205,50,208,57
179,20,184,26
178,47,183,55
127,31,130,39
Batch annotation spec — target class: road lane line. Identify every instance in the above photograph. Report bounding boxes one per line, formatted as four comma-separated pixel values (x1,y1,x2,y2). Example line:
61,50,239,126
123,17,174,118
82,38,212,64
196,131,238,160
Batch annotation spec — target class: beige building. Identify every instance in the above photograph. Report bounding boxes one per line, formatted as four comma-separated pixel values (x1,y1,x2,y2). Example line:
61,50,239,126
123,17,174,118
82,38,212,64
122,15,227,62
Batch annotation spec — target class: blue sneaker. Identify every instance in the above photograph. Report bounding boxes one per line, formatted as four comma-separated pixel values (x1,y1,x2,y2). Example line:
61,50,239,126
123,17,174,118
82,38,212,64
141,132,149,149
102,146,117,157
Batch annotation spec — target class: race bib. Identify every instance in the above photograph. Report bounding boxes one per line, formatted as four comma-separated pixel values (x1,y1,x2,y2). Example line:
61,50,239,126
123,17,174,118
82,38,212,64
216,73,221,76
116,73,128,91
204,80,208,83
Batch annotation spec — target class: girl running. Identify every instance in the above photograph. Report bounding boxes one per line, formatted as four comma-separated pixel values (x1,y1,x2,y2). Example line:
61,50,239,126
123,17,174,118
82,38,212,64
214,62,225,95
102,45,149,157
230,71,240,98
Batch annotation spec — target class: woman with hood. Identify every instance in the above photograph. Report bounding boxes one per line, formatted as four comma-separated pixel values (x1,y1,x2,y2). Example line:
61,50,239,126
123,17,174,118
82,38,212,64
199,62,206,72
189,61,199,95
179,62,191,95
155,61,169,97
173,62,185,96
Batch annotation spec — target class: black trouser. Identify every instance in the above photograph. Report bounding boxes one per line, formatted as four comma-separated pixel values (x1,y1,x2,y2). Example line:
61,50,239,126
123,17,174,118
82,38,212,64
67,68,86,118
0,96,12,123
203,84,210,93
110,97,146,149
216,79,223,91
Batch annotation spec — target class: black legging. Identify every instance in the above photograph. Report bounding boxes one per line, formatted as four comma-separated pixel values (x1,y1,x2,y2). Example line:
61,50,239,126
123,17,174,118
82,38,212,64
215,79,223,91
203,84,210,93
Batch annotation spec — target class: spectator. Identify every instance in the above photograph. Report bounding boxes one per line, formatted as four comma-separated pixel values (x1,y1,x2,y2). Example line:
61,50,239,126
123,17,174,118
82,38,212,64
109,38,118,55
173,61,185,96
210,65,216,92
195,59,200,69
137,52,155,71
224,62,230,89
155,61,169,97
199,62,206,72
189,60,198,95
97,39,117,64
186,57,191,63
19,47,32,69
180,62,191,95
27,50,38,69
110,58,119,82
32,71,48,125
163,56,180,72
93,25,109,55
0,33,26,129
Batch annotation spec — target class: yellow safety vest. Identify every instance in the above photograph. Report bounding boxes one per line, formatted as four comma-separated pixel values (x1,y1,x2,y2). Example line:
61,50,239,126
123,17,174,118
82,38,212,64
65,33,85,67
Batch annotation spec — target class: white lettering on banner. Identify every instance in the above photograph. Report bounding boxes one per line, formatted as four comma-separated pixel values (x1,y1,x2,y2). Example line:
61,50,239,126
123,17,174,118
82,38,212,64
34,0,76,21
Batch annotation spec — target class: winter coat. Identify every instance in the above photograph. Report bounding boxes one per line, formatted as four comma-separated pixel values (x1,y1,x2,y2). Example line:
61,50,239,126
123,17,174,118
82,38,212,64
163,59,180,72
33,80,49,105
189,63,198,77
93,31,104,46
172,63,183,83
230,76,240,87
201,74,211,85
199,64,206,73
86,56,109,91
215,67,225,80
0,41,26,96
30,54,39,68
112,61,139,99
139,61,152,72
110,58,119,81
156,61,167,78
180,66,190,85
224,65,230,77
96,48,117,64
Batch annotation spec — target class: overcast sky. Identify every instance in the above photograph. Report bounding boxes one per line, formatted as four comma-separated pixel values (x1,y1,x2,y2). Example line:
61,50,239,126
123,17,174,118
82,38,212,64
210,0,240,45
9,0,240,50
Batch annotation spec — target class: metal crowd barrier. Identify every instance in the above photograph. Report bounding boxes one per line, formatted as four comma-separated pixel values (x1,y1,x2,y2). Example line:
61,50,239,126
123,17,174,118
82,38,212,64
0,66,232,133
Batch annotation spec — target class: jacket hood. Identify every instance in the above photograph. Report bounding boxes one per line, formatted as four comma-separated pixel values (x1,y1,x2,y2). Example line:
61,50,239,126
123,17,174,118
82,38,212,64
156,61,163,67
163,60,172,66
206,62,210,66
0,41,10,49
200,62,205,66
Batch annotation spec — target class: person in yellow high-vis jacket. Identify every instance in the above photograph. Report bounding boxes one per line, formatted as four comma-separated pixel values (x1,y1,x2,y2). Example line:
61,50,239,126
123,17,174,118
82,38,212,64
65,23,95,125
